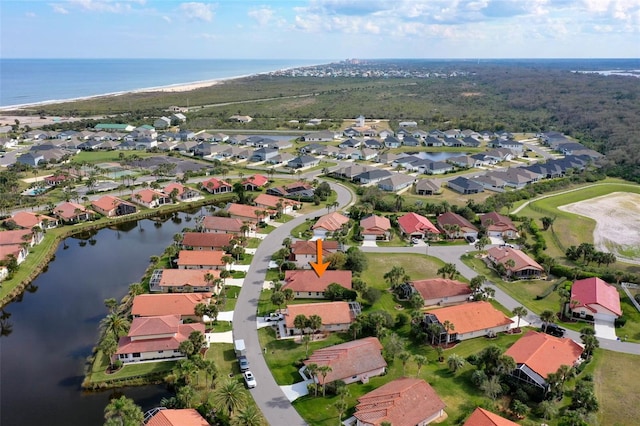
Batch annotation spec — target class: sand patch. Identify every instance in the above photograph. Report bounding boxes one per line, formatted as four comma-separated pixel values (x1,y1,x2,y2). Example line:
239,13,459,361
558,192,640,264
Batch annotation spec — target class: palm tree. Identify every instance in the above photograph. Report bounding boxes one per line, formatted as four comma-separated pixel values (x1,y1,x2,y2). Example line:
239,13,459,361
540,310,556,333
447,354,465,373
414,354,428,376
512,306,528,330
103,395,144,426
398,351,411,375
177,384,196,408
384,266,407,290
100,312,130,338
232,404,264,426
99,333,118,370
318,365,333,396
211,378,247,417
442,320,455,345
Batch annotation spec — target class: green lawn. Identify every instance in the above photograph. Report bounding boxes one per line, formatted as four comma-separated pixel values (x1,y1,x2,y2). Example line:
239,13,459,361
593,349,640,426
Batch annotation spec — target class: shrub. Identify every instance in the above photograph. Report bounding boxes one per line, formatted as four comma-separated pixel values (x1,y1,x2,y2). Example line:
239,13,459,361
362,287,382,305
395,313,409,328
614,315,627,328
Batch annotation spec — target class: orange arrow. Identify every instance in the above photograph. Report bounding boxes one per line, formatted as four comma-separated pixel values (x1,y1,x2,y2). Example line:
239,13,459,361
310,239,330,278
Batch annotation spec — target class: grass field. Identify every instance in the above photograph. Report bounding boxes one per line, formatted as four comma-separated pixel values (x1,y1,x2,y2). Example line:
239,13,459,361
594,350,640,426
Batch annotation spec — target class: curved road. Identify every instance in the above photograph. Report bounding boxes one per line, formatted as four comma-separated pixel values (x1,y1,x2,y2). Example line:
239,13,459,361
232,182,354,426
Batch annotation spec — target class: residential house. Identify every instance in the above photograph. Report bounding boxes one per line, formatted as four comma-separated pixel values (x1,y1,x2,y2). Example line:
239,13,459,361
436,212,479,239
254,193,301,215
376,152,401,164
354,378,446,426
485,148,513,162
131,189,171,209
283,270,352,298
383,136,402,148
44,175,70,186
176,250,227,270
486,247,544,279
448,155,478,169
283,301,358,336
150,268,220,293
363,139,383,150
423,160,454,175
116,315,205,364
415,179,441,195
424,301,513,343
461,136,481,148
201,178,233,195
91,195,137,217
569,277,622,322
402,278,472,306
225,202,272,223
320,145,340,157
304,337,386,385
200,216,247,235
424,136,444,147
339,138,361,149
486,169,531,189
300,143,324,155
470,175,506,192
266,181,315,199
182,232,233,251
443,137,463,147
289,240,340,269
164,183,201,202
242,174,269,191
288,155,320,169
312,212,350,239
0,244,28,265
154,117,172,129
301,131,338,142
131,293,214,321
53,202,94,223
377,173,415,192
267,152,294,165
250,147,279,162
505,330,584,393
360,215,391,241
353,169,393,185
402,136,422,147
480,212,518,239
397,212,440,240
8,211,57,229
447,177,484,194
0,229,40,249
146,409,209,426
463,408,520,426
354,148,378,161
229,115,253,123
493,139,523,155
331,164,375,180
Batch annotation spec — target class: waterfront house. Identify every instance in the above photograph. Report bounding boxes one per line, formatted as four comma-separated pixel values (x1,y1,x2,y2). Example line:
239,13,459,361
53,202,95,223
225,202,272,223
8,211,58,229
200,177,232,195
304,337,386,385
116,315,206,364
163,183,201,202
181,232,234,251
176,250,227,270
151,268,221,293
146,409,209,426
131,293,214,321
91,195,137,217
254,193,300,215
200,216,247,235
131,189,171,209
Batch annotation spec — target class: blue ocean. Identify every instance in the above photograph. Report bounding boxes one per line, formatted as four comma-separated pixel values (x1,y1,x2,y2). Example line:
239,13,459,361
0,58,325,108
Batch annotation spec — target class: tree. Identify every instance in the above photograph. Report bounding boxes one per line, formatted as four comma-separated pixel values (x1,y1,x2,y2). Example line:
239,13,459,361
581,333,599,360
442,320,455,343
414,354,428,376
301,334,312,357
384,332,405,361
541,216,555,231
538,400,558,420
469,275,486,294
480,375,503,401
447,353,465,373
474,236,491,252
511,399,529,419
270,291,285,310
308,314,322,334
294,314,309,333
211,378,248,417
188,330,206,357
318,365,333,396
232,404,264,426
100,313,130,339
306,363,319,396
103,395,144,426
398,351,411,375
436,263,459,279
540,310,556,333
99,333,118,370
558,287,571,317
512,306,528,330
349,320,362,340
409,293,425,310
104,298,118,314
179,340,196,358
345,247,368,273
384,266,408,289
177,384,196,408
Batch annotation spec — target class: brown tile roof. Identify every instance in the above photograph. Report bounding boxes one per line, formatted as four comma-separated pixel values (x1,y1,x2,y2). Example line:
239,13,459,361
360,215,391,234
0,229,33,246
285,302,353,328
226,203,271,221
254,193,300,208
164,182,187,196
159,269,220,288
312,212,349,231
291,240,339,255
487,247,543,273
480,212,517,233
411,278,472,301
116,315,204,355
437,211,478,232
397,212,440,235
304,337,386,384
182,232,234,249
571,277,622,317
10,211,54,229
354,378,445,426
128,314,182,337
201,216,244,233
504,330,583,379
147,409,209,426
283,270,352,293
426,301,513,335
0,245,23,260
201,177,231,191
132,293,213,317
91,195,134,212
133,188,167,204
242,174,269,187
54,202,92,220
463,408,520,426
176,250,225,267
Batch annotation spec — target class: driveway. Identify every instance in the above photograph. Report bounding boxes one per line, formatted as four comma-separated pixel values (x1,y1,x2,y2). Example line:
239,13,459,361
594,318,618,340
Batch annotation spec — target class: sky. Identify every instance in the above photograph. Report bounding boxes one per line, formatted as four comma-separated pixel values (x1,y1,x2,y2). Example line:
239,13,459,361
1,0,639,59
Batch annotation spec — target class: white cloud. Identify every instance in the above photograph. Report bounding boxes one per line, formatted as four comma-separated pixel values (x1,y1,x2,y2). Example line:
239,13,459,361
25,12,37,18
179,2,215,22
50,4,69,14
162,15,171,23
248,7,274,27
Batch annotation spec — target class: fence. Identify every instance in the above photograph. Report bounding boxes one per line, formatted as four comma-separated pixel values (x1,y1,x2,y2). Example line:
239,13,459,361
621,282,640,313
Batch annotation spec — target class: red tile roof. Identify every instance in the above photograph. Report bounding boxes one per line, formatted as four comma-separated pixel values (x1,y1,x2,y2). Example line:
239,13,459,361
182,232,234,249
146,409,209,426
360,215,391,234
242,174,269,187
201,216,245,233
304,337,386,384
201,177,231,191
128,314,182,337
312,212,349,231
291,240,339,255
132,293,213,317
285,302,353,328
480,212,517,233
437,212,478,232
283,270,352,293
254,193,300,209
159,269,220,288
487,247,543,273
398,212,440,235
91,195,134,212
411,278,472,301
504,330,583,379
163,182,186,196
0,229,33,246
0,245,23,261
176,250,225,267
133,188,167,204
54,202,92,220
463,408,520,426
226,203,271,221
426,301,513,335
116,316,204,355
354,378,445,426
10,211,54,229
571,277,622,317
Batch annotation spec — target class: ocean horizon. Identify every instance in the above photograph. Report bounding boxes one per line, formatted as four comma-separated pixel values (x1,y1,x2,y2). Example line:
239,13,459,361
0,58,329,109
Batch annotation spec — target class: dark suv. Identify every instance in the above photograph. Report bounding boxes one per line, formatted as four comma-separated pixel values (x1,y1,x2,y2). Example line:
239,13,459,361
542,324,565,337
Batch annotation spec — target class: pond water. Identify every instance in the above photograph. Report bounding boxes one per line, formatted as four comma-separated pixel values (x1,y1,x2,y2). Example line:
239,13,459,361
405,151,464,161
0,211,203,426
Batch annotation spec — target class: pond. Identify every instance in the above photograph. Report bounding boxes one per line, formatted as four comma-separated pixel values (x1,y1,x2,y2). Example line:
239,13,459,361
0,210,203,426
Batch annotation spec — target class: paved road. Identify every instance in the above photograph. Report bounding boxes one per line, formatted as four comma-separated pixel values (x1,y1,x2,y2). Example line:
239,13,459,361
232,182,354,426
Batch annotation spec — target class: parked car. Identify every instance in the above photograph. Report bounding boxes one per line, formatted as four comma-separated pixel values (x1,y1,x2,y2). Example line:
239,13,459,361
411,238,420,244
542,324,565,337
238,356,250,372
265,312,284,322
243,370,257,389
465,235,476,243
